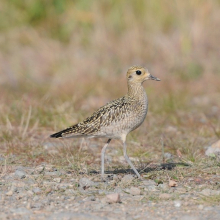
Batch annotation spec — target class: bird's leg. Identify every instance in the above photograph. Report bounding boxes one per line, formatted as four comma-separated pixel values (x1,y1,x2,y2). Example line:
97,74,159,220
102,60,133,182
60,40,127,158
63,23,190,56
101,139,111,178
79,138,86,152
123,142,141,178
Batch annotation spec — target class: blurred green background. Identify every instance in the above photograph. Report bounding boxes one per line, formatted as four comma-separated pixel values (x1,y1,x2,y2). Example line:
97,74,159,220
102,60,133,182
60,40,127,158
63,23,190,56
0,0,220,131
1,0,220,83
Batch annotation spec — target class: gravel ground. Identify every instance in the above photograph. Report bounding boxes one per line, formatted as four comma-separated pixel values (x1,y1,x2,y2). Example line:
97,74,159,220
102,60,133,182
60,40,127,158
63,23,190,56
1,164,220,220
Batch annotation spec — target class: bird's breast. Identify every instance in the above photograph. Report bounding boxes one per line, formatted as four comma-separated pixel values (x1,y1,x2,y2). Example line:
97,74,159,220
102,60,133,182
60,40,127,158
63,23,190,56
100,93,148,137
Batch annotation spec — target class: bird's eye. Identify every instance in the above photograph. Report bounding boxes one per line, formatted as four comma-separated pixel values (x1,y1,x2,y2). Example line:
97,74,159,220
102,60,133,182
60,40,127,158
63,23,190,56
136,70,142,75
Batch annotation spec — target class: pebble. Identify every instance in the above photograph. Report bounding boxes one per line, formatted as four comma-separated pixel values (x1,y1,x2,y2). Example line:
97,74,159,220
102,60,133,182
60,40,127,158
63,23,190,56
159,193,171,199
33,195,39,202
121,175,134,184
166,126,178,133
175,187,187,193
0,156,5,161
113,175,120,181
158,183,169,190
180,215,200,220
31,203,43,209
89,196,96,201
48,212,107,220
174,200,181,208
106,193,121,204
65,189,76,195
11,207,31,215
14,170,26,179
205,140,220,156
44,171,60,176
43,142,60,151
198,205,203,210
144,185,156,191
79,178,97,189
142,180,157,192
32,187,41,194
164,152,173,159
129,187,141,196
204,206,213,211
5,191,13,196
199,188,220,196
169,180,178,187
0,213,7,220
53,178,61,183
202,188,212,196
142,180,156,186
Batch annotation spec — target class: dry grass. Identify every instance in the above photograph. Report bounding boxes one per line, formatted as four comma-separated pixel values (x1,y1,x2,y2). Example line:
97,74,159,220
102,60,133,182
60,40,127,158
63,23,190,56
0,0,220,206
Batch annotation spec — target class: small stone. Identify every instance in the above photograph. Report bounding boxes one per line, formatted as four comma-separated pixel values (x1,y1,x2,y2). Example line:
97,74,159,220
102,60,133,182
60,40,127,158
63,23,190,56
166,126,178,133
27,190,34,196
11,207,31,215
26,202,31,209
98,190,108,195
48,212,106,220
159,193,171,199
113,174,120,181
0,213,7,220
35,165,45,173
180,215,200,220
175,187,187,193
129,187,141,196
15,170,26,179
194,177,204,185
169,180,178,187
121,175,134,184
205,140,220,156
158,183,169,190
204,206,213,211
79,178,96,189
33,195,39,202
43,142,60,154
45,187,52,194
6,190,13,196
198,204,203,210
210,190,220,196
53,178,61,183
1,195,5,202
174,200,181,208
44,171,60,176
32,187,41,194
31,203,43,209
144,185,156,191
142,180,156,186
164,152,173,159
94,203,105,210
89,196,96,201
200,188,211,196
0,156,5,161
114,187,122,193
106,193,121,204
65,189,76,195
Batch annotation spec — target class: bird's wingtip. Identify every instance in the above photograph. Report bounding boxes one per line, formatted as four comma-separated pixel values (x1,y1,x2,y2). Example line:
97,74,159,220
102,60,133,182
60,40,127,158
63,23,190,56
50,132,62,138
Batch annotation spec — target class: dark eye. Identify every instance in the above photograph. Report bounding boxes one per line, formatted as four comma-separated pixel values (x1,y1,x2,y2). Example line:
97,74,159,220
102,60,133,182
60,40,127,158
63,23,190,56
136,70,141,75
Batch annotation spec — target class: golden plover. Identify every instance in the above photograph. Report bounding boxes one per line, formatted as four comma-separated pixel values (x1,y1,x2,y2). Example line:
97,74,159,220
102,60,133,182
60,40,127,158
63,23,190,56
50,66,160,178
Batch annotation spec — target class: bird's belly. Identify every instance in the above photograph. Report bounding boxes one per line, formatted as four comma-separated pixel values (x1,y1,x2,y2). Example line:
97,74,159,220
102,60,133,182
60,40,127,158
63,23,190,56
100,107,148,138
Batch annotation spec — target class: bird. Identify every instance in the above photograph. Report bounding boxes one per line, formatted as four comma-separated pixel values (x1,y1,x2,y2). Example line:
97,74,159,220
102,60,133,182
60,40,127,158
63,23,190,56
50,66,160,178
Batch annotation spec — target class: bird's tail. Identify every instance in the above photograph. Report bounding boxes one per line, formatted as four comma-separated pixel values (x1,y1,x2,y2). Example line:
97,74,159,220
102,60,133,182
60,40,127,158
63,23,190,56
50,127,73,138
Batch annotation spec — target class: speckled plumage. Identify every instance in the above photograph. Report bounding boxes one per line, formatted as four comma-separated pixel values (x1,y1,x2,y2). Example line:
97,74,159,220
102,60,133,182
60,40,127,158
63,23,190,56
50,66,160,178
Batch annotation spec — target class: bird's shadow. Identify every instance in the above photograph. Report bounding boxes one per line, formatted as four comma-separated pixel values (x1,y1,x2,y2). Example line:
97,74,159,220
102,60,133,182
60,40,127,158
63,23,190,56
89,162,190,175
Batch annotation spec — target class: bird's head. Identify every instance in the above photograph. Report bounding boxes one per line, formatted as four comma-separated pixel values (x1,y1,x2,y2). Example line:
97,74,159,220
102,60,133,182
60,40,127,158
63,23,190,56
127,66,160,84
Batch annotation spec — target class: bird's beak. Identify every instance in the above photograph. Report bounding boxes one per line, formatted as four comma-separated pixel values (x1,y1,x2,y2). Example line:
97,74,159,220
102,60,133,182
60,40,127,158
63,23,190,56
149,74,161,81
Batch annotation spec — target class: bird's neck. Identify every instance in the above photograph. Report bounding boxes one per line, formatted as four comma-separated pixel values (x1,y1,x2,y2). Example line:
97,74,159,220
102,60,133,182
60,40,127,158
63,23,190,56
127,82,147,101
